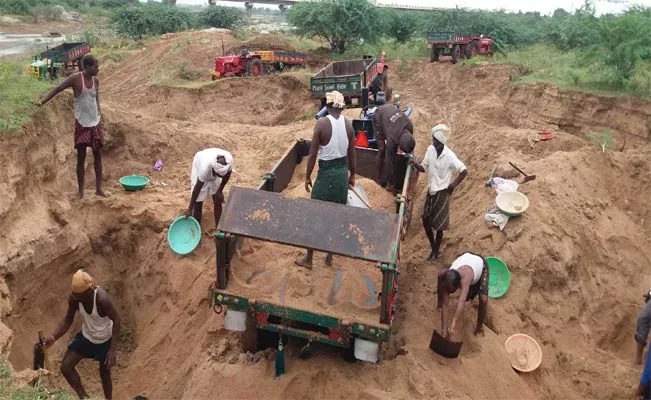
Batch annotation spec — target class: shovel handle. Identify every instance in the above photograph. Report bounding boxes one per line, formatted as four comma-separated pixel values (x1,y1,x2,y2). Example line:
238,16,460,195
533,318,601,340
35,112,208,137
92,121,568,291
509,161,528,177
349,185,373,209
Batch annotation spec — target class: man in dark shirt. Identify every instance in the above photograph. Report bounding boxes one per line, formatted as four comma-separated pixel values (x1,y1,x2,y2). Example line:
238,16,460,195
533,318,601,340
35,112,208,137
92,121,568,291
373,104,416,193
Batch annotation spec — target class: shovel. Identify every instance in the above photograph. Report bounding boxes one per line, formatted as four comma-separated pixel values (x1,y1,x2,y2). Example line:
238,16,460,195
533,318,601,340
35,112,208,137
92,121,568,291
349,185,373,209
509,162,536,183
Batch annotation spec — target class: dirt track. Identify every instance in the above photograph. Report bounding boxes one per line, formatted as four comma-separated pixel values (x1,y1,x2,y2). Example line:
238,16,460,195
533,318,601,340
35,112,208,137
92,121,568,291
1,30,651,399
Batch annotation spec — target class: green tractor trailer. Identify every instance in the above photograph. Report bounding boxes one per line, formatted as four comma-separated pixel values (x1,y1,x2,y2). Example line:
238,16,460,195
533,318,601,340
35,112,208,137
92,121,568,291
210,139,419,362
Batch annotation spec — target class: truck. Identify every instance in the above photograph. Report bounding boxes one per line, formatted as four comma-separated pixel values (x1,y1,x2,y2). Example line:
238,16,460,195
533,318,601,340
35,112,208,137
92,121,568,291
427,32,493,64
310,53,388,108
210,49,308,80
210,138,419,362
29,42,91,79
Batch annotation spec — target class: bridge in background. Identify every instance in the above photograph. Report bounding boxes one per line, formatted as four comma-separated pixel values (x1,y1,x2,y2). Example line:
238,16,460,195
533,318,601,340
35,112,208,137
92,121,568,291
214,0,443,15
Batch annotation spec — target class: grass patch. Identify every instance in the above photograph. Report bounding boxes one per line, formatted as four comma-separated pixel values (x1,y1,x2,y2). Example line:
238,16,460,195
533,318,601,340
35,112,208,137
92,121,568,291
331,38,429,62
0,356,76,399
0,60,53,134
495,44,651,99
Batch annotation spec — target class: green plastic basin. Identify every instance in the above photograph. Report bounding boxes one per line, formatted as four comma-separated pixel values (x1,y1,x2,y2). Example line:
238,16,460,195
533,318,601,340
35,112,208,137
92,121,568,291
119,175,150,191
168,216,201,255
485,256,510,299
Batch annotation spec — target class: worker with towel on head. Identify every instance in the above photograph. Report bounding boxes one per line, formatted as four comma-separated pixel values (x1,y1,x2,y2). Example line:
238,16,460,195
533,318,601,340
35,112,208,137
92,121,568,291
42,269,120,400
296,90,356,269
410,124,467,262
373,102,416,194
185,148,233,229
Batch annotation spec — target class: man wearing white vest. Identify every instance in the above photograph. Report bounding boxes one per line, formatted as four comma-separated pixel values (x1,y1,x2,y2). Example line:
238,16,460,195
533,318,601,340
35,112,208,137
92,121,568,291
437,252,489,340
44,269,120,400
296,91,356,269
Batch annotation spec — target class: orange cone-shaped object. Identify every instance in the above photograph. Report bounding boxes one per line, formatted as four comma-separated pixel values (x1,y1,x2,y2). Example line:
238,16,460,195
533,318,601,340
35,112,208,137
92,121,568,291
355,130,369,148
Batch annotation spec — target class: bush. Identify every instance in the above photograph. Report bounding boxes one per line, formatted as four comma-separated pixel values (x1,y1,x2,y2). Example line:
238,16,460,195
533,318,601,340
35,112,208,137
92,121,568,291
383,10,416,43
198,6,244,30
29,4,63,21
110,4,196,39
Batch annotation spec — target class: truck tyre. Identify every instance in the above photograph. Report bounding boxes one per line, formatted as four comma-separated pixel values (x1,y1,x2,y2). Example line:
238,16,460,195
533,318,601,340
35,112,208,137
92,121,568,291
451,45,460,64
246,59,263,77
430,46,439,62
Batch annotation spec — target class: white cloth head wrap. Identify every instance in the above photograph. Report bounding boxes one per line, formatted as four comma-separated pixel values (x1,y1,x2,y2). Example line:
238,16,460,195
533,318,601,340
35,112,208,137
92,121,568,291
325,91,345,109
213,151,233,176
432,124,450,145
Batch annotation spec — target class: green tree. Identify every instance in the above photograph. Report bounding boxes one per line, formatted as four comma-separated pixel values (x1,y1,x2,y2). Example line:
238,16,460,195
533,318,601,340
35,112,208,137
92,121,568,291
384,10,416,43
287,0,381,53
598,7,651,81
199,6,244,30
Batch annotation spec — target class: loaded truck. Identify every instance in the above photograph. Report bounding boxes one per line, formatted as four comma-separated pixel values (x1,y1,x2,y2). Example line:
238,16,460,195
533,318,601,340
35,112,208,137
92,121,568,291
427,32,492,64
210,49,308,80
210,139,419,362
29,42,91,79
310,53,388,108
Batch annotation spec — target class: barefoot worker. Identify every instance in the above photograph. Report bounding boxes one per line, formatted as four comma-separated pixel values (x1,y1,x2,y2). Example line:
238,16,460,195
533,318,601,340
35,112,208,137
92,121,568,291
185,148,233,229
37,55,106,199
43,269,120,400
410,124,467,262
437,252,489,339
373,103,416,193
296,90,356,269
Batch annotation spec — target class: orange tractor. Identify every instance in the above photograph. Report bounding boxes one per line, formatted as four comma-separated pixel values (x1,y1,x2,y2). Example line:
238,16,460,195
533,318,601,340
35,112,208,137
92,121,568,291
210,49,308,80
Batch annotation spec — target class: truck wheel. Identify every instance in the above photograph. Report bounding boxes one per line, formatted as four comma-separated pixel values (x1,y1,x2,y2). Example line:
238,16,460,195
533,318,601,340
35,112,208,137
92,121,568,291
451,45,460,64
430,46,439,62
246,59,263,77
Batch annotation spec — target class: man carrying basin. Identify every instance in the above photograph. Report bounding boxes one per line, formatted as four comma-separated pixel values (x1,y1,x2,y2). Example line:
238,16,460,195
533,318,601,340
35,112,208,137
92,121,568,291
437,252,489,339
185,148,233,229
296,90,356,270
373,102,416,194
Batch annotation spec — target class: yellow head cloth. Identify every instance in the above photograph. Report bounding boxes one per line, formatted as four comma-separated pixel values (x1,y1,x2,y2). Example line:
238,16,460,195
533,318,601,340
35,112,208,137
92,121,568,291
71,269,96,294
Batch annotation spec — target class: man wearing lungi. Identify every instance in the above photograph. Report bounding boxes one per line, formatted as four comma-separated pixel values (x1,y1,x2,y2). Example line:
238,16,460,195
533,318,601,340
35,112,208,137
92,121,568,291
38,55,106,199
296,91,356,269
410,124,467,263
185,148,233,229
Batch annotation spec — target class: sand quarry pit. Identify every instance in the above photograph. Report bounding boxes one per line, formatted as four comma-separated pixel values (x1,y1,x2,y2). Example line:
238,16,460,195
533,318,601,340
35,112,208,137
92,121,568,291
1,31,651,399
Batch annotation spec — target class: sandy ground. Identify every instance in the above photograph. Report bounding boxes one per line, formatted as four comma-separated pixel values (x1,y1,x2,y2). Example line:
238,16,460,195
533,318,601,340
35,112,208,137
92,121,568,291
0,30,651,399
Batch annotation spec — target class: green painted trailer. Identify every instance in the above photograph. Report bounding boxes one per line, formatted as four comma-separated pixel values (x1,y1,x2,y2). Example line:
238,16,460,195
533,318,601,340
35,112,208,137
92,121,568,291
210,139,419,362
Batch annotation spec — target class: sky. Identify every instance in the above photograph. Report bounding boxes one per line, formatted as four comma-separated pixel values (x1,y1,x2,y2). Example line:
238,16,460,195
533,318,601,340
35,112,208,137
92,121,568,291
178,0,651,15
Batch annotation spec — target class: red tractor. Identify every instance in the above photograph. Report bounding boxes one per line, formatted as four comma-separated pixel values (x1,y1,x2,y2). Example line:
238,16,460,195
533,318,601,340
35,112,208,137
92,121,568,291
210,50,308,80
427,32,493,64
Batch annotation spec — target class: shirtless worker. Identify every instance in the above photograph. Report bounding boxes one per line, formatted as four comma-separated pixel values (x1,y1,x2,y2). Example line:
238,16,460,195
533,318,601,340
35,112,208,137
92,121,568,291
373,103,416,193
296,91,356,269
43,269,120,400
437,252,489,338
37,55,106,199
185,148,233,229
410,124,467,262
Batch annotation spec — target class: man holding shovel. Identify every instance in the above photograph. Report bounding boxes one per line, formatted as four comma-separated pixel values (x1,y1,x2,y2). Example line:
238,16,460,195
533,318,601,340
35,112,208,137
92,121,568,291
43,269,120,400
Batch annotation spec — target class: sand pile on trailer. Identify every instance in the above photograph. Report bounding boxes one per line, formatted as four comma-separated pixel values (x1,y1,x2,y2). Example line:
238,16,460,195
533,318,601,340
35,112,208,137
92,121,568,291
1,28,651,399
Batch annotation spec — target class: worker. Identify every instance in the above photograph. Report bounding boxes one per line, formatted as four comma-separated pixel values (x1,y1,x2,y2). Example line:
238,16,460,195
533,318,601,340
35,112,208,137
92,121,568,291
373,103,416,193
437,252,489,339
638,345,651,400
296,90,356,269
636,289,651,364
410,124,467,262
37,55,106,199
185,148,233,229
43,269,120,400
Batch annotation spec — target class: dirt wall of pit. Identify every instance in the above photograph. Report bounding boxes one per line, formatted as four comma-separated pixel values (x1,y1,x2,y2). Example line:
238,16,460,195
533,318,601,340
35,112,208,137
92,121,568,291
504,83,651,141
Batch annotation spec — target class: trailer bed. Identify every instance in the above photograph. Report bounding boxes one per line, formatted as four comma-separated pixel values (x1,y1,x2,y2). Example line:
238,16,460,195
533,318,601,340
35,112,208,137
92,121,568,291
221,170,394,327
